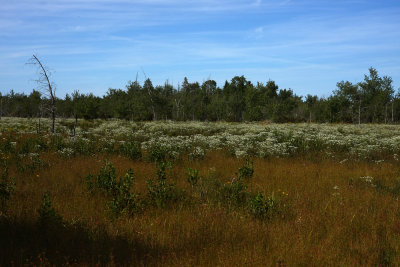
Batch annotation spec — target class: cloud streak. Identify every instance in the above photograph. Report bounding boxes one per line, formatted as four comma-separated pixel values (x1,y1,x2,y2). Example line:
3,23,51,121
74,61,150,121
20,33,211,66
0,0,399,97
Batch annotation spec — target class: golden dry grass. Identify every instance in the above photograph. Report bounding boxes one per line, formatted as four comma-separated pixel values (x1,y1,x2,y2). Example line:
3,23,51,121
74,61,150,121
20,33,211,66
2,149,400,266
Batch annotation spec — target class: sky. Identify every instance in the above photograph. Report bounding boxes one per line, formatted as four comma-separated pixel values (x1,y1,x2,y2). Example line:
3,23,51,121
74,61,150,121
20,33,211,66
1,0,399,98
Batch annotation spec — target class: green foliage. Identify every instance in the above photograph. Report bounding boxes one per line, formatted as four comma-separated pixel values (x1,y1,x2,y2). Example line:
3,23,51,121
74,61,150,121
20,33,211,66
73,138,96,155
201,159,255,208
38,193,63,226
17,153,47,173
273,89,302,123
86,161,143,215
186,168,200,187
119,141,142,160
49,134,66,151
148,143,167,163
188,147,205,160
0,165,15,212
223,76,248,122
108,169,143,216
146,161,180,209
248,192,277,220
238,157,254,180
391,179,400,196
218,178,248,208
272,129,293,143
0,134,15,154
0,68,398,123
17,137,41,154
86,160,117,195
193,174,222,203
101,139,117,153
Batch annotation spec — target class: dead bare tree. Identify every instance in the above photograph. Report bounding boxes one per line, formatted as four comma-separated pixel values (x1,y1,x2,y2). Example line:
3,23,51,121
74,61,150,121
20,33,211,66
36,102,44,134
28,55,56,133
0,93,3,120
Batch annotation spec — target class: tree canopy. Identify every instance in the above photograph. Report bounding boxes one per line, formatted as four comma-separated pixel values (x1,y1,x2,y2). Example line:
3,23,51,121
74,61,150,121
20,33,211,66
1,67,398,123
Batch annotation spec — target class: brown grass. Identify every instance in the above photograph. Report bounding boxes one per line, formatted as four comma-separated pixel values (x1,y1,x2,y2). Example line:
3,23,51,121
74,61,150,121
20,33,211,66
2,150,400,266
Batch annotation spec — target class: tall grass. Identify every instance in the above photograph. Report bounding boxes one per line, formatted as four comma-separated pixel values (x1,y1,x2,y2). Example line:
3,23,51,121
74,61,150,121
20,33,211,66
1,143,400,266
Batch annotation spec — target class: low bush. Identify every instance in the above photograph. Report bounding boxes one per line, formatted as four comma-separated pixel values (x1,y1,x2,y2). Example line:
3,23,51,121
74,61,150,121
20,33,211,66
186,168,200,188
146,161,181,208
0,165,15,213
248,192,277,220
238,157,254,180
86,161,143,215
119,141,142,160
148,143,167,163
38,193,63,227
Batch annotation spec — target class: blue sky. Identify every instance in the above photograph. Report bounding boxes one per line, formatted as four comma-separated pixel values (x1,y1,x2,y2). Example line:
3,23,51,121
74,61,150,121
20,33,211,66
1,0,399,98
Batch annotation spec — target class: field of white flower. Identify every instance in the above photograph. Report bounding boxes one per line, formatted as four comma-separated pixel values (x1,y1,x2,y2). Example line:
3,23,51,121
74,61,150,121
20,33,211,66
1,117,399,160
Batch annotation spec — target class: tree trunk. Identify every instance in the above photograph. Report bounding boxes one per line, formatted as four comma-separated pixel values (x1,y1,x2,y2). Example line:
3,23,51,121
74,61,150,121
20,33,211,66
174,98,181,120
385,103,388,124
52,105,55,134
392,101,394,123
358,100,361,128
37,117,41,134
37,106,42,134
152,107,156,121
31,55,56,134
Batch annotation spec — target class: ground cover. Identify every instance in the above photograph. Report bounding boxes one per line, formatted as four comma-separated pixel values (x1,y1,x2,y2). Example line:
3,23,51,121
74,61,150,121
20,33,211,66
1,118,400,265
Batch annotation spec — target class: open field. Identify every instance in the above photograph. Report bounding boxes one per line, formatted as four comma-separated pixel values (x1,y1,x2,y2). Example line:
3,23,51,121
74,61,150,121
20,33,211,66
2,118,400,266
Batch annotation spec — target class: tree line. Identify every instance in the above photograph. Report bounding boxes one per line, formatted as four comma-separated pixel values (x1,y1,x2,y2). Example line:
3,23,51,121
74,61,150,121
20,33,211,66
0,67,398,124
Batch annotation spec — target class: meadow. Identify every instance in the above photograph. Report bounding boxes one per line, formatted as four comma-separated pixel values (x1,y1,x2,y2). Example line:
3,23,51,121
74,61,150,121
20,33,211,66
1,118,400,266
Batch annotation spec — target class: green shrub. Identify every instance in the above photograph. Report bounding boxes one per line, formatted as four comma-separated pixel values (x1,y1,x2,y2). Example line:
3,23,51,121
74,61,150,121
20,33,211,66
148,143,167,163
119,141,142,160
238,157,254,180
214,158,255,207
17,153,47,173
186,168,200,187
248,192,277,220
49,134,66,151
108,169,143,215
101,139,117,153
272,129,293,143
86,160,117,195
146,161,180,208
188,147,205,160
0,166,15,213
195,175,222,203
205,159,255,208
86,161,143,215
18,137,40,154
218,178,248,208
38,193,63,226
0,133,16,154
73,138,96,155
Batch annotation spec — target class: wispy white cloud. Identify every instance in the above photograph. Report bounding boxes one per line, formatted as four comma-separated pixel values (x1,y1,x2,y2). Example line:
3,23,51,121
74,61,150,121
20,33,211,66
1,0,399,96
0,0,281,13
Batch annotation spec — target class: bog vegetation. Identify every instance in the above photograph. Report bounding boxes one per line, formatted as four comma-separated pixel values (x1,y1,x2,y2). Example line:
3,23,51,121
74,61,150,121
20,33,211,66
1,119,400,265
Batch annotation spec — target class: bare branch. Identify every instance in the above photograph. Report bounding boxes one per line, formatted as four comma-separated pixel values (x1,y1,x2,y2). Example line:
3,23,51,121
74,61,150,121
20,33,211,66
31,55,56,100
28,54,57,133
